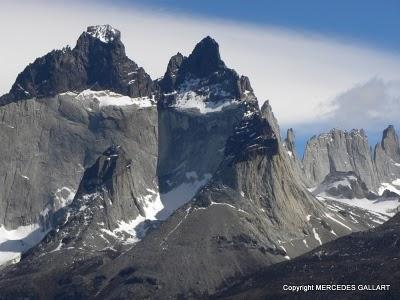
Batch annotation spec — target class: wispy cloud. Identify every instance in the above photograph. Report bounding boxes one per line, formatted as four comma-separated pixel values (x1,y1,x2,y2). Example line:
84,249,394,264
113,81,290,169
1,0,400,129
323,78,400,131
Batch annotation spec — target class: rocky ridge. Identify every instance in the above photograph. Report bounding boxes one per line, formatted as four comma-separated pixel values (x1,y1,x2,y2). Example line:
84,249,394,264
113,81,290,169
0,25,153,105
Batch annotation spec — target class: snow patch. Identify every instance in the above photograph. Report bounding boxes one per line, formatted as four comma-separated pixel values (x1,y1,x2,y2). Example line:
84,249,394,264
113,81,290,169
325,213,352,231
173,91,238,113
170,79,239,113
54,187,76,210
86,25,119,43
113,217,147,244
312,228,322,245
279,245,290,260
209,201,249,214
392,179,400,186
319,194,399,216
0,224,48,266
156,173,212,220
75,90,154,109
379,181,400,196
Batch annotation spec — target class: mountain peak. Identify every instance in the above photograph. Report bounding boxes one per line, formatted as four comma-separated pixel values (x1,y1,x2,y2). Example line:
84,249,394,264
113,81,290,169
285,128,296,154
0,26,153,104
198,35,219,48
183,36,225,78
383,124,397,139
380,125,400,162
85,25,120,43
166,52,184,74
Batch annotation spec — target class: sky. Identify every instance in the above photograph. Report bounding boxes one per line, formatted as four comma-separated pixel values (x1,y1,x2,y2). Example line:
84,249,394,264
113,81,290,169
1,0,400,156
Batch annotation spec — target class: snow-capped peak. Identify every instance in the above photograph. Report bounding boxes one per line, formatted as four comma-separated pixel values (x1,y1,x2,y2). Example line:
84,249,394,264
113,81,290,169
86,25,120,43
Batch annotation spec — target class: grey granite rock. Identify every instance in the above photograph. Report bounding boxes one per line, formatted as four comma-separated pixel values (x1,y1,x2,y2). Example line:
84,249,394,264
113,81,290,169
313,171,378,200
260,100,280,140
84,104,378,300
374,125,400,184
0,94,158,229
303,129,379,190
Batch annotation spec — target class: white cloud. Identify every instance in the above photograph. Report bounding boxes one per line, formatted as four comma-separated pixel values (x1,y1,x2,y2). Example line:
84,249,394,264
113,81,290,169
1,0,400,128
323,78,400,130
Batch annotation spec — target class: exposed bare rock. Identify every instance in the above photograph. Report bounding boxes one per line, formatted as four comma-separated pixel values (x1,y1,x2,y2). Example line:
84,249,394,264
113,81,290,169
303,129,379,190
0,25,153,105
374,125,400,184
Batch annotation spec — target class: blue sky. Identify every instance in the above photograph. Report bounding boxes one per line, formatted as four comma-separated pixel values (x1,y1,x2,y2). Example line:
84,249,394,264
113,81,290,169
106,0,400,53
1,0,400,157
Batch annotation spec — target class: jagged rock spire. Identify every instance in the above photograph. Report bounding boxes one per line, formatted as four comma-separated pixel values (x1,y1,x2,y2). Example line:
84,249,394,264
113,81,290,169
302,128,379,190
180,36,225,78
285,128,296,156
380,125,400,162
159,52,184,93
374,125,400,183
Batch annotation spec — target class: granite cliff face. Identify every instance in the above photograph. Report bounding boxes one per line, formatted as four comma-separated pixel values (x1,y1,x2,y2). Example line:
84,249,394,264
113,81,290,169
81,98,380,300
0,93,158,230
155,37,251,196
0,25,158,232
303,126,400,195
374,125,400,184
302,129,379,190
0,146,161,299
282,128,312,187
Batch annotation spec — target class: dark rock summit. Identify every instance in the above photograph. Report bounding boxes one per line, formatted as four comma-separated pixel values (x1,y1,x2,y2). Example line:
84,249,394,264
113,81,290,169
178,36,224,78
157,52,184,93
0,25,153,105
158,36,255,108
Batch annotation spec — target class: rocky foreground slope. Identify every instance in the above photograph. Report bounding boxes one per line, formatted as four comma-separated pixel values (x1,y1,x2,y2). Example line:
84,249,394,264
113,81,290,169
214,213,400,300
0,25,393,299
